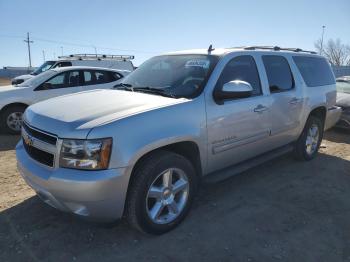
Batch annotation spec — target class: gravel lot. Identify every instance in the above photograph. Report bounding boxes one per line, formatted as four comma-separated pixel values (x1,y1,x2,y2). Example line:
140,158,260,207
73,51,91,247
0,129,349,262
0,78,11,86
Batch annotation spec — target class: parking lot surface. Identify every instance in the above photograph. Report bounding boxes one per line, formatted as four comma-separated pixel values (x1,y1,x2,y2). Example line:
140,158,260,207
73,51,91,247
0,130,349,262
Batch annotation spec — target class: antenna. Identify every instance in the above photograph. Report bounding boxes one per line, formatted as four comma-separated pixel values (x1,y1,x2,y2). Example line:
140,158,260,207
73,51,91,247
208,44,215,53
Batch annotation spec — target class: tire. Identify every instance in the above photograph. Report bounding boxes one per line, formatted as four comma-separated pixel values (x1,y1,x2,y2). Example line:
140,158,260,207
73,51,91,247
294,115,324,161
0,105,26,134
125,150,198,235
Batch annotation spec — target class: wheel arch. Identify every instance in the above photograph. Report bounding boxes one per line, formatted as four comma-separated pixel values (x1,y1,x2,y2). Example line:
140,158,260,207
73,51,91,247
130,140,202,178
124,140,203,198
309,106,327,124
0,102,29,113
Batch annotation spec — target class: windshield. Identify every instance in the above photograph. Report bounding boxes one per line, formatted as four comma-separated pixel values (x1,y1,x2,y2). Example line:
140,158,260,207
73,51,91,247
18,69,57,87
336,81,350,94
31,61,56,75
119,55,219,98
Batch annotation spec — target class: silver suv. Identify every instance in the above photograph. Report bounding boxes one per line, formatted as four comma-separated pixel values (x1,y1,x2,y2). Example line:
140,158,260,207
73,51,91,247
16,46,341,234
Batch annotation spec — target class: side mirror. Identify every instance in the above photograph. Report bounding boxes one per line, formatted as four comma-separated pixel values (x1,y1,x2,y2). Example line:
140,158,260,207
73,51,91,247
42,82,52,90
214,80,253,104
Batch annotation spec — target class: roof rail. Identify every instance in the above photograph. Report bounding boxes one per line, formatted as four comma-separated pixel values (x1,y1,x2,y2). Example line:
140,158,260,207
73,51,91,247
57,54,135,61
241,46,317,54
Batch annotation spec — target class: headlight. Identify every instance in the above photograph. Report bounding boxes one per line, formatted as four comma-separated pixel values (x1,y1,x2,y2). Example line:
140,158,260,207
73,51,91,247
59,138,112,170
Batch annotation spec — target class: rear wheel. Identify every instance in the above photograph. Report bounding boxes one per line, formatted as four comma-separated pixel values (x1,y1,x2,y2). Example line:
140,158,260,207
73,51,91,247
0,105,26,134
294,115,324,161
125,150,197,234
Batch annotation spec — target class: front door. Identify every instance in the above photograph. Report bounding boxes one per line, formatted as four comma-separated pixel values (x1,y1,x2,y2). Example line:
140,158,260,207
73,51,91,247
33,70,83,102
206,55,272,173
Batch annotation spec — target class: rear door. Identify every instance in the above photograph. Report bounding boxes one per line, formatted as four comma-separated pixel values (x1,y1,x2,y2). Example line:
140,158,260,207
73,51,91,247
206,55,272,173
33,70,84,102
262,55,304,146
82,70,123,90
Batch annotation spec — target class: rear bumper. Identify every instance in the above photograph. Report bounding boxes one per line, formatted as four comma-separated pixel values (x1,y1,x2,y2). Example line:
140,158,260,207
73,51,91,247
335,109,350,130
16,141,130,222
325,106,342,130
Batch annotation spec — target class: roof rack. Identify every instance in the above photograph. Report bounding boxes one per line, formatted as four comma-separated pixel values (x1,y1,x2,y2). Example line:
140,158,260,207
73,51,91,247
57,54,135,61
240,46,317,54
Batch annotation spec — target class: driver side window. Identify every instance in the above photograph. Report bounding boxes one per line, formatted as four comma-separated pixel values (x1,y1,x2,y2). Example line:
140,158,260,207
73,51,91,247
44,72,66,89
215,55,262,96
37,70,81,90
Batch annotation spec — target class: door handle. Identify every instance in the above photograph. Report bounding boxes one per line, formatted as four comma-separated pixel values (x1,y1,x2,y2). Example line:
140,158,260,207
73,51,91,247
289,97,302,105
254,104,268,113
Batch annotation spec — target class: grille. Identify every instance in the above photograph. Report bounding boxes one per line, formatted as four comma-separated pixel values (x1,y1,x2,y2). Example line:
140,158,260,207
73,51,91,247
22,122,57,167
22,122,57,145
23,138,55,167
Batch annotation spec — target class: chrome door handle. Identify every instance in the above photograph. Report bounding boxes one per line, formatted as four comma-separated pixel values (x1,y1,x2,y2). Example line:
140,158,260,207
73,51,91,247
289,97,302,105
254,104,268,113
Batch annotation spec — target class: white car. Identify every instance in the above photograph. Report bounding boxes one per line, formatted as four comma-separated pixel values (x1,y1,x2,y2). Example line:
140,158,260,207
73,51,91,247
1,66,129,133
12,54,135,85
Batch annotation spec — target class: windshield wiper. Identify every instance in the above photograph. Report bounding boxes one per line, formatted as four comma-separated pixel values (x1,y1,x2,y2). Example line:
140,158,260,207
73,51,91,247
114,84,176,98
113,83,133,90
131,86,176,98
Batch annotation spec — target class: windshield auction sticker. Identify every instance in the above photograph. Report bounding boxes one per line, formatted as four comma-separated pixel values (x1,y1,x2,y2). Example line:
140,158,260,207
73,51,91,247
185,60,210,69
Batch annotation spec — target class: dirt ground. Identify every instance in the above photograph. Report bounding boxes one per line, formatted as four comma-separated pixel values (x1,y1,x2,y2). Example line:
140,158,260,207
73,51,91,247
0,77,11,86
0,129,349,262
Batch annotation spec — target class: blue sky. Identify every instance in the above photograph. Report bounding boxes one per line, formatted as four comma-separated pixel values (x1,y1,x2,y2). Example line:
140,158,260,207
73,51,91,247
0,0,349,68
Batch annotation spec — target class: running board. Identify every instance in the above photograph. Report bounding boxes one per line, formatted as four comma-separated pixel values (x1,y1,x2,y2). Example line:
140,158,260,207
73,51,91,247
203,144,294,183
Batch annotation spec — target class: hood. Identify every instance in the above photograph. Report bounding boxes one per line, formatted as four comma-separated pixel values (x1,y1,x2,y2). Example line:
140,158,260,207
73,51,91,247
336,92,350,108
0,85,16,92
13,74,33,80
24,89,187,138
0,85,30,93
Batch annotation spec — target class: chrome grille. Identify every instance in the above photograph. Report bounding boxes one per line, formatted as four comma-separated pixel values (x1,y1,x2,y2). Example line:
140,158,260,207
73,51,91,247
21,122,58,168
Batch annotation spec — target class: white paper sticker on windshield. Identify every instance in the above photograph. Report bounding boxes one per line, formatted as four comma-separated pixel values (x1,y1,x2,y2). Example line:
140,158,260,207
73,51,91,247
185,60,210,69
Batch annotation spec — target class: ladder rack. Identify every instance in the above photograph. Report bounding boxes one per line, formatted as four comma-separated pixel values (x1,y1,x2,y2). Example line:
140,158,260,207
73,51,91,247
58,54,135,61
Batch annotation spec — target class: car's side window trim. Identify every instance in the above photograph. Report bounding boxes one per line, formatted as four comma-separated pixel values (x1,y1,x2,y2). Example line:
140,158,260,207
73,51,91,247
34,71,67,91
213,55,263,101
262,55,295,94
35,70,81,91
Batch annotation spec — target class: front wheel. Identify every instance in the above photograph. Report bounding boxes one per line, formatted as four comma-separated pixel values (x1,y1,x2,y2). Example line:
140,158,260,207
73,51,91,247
294,115,324,161
0,105,26,134
125,151,197,234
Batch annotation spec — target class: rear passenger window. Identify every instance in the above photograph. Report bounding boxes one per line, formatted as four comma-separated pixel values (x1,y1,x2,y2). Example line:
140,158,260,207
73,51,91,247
216,55,262,96
292,56,335,87
95,71,110,84
262,56,294,93
82,70,118,86
67,71,81,87
110,72,122,81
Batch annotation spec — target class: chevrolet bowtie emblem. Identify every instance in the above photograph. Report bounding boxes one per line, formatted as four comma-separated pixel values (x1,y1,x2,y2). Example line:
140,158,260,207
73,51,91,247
23,133,34,147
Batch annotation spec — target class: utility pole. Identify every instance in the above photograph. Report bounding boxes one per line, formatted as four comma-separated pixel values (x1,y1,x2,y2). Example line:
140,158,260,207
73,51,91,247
24,32,33,68
320,25,326,55
61,46,63,56
42,50,46,62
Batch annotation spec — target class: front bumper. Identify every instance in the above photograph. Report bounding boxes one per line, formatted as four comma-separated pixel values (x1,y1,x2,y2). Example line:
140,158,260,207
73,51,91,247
16,141,129,222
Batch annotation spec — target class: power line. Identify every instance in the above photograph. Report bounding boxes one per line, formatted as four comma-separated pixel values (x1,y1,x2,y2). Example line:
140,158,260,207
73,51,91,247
1,33,158,55
30,36,156,54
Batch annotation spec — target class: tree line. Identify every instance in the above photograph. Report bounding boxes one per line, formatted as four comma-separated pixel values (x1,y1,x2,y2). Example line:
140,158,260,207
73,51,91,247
315,38,350,66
